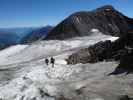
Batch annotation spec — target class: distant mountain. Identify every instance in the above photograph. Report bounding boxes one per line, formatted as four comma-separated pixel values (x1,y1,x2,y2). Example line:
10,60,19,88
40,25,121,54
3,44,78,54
0,27,36,34
21,26,53,44
0,32,19,49
0,27,39,50
44,5,133,40
0,27,38,42
0,26,53,50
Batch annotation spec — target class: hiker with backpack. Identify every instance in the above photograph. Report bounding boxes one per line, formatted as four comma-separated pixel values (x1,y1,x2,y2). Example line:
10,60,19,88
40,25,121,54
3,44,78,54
50,57,55,67
45,58,49,65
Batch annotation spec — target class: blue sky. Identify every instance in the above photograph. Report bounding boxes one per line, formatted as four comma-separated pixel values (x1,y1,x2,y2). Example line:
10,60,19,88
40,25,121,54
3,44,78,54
0,0,132,28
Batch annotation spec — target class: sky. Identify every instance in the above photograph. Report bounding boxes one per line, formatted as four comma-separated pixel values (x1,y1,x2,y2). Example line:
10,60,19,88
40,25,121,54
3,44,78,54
0,0,132,28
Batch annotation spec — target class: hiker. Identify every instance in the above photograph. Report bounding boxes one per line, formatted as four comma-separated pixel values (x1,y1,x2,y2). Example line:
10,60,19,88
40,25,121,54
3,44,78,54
50,57,55,67
45,58,49,65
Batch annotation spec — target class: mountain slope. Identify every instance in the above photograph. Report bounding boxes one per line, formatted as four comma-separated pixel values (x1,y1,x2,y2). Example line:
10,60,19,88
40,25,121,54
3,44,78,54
0,29,115,66
0,32,133,100
0,5,133,100
0,27,38,41
0,32,20,49
44,5,133,40
0,27,38,50
21,26,53,44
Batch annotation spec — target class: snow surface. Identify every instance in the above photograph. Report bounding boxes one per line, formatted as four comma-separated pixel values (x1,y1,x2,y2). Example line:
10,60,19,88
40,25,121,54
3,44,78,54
0,45,28,58
0,30,132,100
0,31,118,66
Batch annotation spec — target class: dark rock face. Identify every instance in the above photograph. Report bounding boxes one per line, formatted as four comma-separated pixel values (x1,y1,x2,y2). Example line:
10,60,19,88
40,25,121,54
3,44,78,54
118,95,132,100
66,48,93,64
67,40,113,64
118,48,133,71
66,31,133,72
45,5,133,40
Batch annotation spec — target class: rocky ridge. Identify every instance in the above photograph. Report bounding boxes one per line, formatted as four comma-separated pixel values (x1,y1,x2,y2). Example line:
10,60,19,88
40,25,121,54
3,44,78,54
45,5,133,40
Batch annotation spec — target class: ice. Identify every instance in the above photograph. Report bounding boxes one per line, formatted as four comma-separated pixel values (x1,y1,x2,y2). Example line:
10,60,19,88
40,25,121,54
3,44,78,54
0,45,28,58
0,31,118,66
109,37,119,41
90,29,100,33
0,31,131,100
0,60,123,100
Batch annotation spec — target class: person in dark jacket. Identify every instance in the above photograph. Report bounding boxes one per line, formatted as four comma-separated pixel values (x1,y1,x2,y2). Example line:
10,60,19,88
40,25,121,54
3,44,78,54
50,57,55,67
45,58,49,65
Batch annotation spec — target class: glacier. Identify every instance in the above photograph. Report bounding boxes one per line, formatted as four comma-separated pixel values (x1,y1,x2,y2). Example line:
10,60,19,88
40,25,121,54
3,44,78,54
0,30,132,100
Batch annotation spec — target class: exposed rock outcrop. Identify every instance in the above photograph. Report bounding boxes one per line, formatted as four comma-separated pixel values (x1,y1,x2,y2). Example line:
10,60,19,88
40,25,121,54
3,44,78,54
45,5,133,40
67,31,133,72
118,95,133,100
67,40,113,64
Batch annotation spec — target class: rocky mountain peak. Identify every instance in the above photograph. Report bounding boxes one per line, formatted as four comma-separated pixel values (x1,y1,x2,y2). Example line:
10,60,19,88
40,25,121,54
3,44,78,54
96,5,115,12
44,5,132,40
